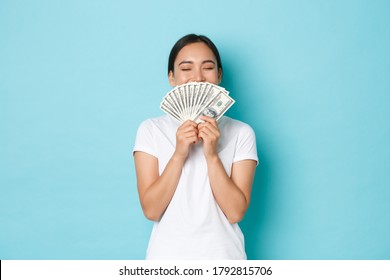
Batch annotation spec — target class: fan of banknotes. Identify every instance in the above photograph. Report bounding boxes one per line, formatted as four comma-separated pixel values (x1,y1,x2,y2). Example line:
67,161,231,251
160,82,235,123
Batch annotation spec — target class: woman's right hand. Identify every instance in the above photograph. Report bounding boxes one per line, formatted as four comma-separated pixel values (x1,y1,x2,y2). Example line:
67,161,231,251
174,120,198,160
135,120,198,221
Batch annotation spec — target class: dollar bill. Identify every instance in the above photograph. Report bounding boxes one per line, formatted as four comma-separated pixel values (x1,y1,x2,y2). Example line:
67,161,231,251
160,82,235,123
193,90,235,123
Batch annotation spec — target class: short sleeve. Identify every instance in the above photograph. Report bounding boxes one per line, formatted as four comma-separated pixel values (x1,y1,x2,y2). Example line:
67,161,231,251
233,124,259,165
133,119,157,158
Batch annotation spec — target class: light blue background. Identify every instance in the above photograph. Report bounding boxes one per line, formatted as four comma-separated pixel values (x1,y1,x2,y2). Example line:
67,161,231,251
1,0,389,259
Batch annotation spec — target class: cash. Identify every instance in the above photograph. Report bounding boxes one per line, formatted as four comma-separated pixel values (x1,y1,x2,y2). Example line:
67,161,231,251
160,82,235,123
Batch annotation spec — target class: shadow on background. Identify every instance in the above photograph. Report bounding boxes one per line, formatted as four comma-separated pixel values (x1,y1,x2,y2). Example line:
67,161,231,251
221,50,274,260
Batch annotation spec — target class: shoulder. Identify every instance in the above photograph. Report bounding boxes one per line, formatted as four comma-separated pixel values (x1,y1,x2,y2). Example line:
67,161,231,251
220,117,258,164
219,116,256,135
135,115,180,143
137,115,176,130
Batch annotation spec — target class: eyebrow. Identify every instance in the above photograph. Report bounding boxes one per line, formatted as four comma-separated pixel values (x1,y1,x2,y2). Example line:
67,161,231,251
178,60,216,66
201,60,216,64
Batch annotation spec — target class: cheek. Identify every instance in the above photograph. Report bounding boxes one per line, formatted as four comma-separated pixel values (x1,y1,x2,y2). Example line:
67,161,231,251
171,72,189,85
176,74,190,85
205,71,220,83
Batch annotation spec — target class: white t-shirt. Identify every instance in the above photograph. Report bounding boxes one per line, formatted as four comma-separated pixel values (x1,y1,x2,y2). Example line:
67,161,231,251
133,115,258,259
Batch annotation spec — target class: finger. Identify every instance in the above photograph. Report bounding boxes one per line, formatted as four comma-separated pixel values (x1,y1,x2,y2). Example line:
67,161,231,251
177,133,198,146
178,129,198,139
198,122,219,135
181,120,198,128
199,116,218,127
199,127,215,139
179,127,198,135
198,131,214,144
184,130,199,138
178,123,198,133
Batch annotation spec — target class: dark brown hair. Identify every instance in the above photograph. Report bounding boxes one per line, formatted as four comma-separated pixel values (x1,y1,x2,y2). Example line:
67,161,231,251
168,34,223,76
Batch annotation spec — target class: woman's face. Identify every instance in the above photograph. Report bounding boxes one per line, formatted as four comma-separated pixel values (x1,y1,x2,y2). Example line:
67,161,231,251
169,42,222,86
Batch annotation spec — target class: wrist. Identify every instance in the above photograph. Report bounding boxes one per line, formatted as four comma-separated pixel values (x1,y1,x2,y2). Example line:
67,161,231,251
205,153,220,164
171,152,187,165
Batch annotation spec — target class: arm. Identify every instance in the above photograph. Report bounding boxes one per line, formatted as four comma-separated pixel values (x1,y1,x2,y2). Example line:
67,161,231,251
206,157,256,224
134,120,198,221
198,116,257,224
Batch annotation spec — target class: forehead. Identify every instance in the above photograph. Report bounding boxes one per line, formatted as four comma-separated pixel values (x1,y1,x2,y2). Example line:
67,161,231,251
175,42,216,63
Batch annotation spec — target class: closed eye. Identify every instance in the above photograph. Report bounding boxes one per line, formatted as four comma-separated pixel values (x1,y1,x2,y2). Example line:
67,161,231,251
202,61,216,70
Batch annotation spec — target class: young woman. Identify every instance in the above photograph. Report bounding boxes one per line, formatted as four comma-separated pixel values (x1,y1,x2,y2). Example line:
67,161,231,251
133,34,258,259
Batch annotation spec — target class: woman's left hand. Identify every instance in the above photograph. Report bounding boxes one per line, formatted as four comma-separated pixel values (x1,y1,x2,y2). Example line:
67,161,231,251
197,116,220,159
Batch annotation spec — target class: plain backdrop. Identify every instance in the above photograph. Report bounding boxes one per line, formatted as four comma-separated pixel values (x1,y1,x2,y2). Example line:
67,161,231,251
1,0,389,259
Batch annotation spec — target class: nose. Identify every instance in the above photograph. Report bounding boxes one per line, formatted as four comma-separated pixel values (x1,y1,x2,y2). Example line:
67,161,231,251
194,68,205,82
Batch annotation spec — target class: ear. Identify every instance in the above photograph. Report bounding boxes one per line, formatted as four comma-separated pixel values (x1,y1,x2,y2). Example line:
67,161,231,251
218,68,223,84
168,70,176,86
